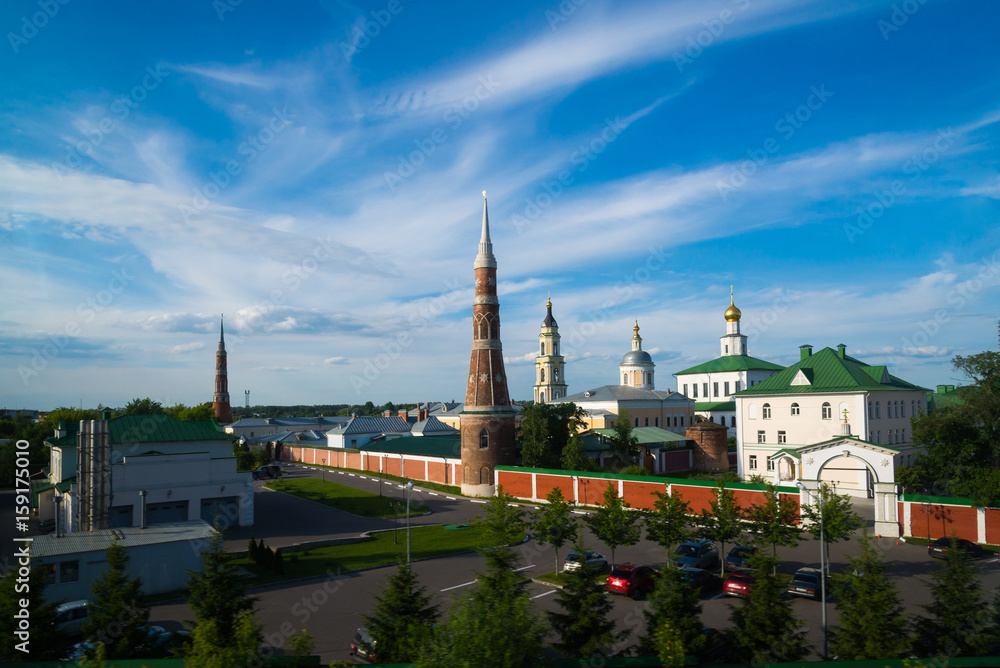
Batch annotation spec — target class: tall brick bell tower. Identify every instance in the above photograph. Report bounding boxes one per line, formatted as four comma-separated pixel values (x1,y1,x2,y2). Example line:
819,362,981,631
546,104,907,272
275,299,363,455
460,192,515,497
213,315,233,423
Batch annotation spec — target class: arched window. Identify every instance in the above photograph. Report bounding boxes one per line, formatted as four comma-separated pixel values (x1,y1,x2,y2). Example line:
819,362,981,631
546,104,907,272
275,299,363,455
900,401,905,417
822,402,832,419
540,341,544,355
480,466,491,484
868,401,873,417
539,391,545,402
875,401,880,419
554,341,559,355
623,373,628,384
911,400,917,415
791,403,800,416
479,429,488,449
730,416,736,427
762,403,771,419
554,369,559,382
748,404,757,419
540,369,545,382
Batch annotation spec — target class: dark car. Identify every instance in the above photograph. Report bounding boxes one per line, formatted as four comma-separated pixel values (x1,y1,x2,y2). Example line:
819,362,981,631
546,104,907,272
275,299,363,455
928,537,990,560
723,568,755,598
350,625,377,662
677,565,719,593
674,539,719,570
252,465,282,480
725,545,757,569
787,567,827,600
607,563,660,599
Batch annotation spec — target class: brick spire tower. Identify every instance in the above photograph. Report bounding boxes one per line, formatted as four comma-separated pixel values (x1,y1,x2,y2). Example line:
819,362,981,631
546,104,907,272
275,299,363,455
212,315,233,423
460,192,515,497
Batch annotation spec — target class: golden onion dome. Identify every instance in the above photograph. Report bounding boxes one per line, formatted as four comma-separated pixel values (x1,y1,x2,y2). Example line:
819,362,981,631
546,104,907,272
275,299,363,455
725,287,742,322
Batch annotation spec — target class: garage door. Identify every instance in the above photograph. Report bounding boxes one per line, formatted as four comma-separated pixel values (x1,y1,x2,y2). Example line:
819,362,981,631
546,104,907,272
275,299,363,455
147,500,189,525
201,496,240,529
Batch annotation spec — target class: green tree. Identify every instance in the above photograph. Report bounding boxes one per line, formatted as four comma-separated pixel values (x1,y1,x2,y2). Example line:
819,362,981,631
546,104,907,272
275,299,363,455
608,408,639,470
471,485,528,580
644,486,692,567
698,480,743,575
548,535,627,658
363,562,439,663
744,483,800,573
585,484,641,568
186,532,260,650
186,611,263,668
800,484,863,571
286,628,316,668
831,531,911,660
652,618,685,668
727,551,810,663
519,402,587,469
0,567,70,661
531,486,578,573
83,541,151,658
914,535,998,657
639,567,706,659
561,432,595,472
122,397,164,415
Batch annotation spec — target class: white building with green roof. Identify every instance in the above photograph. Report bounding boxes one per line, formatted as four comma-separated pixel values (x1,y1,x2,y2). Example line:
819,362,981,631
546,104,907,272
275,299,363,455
734,343,929,499
673,291,785,436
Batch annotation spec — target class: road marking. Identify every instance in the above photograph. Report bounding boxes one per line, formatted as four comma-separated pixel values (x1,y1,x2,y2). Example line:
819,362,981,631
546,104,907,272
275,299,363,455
441,580,476,592
572,511,588,515
531,590,556,600
446,496,457,500
428,492,438,496
337,471,345,475
514,565,535,572
471,500,486,504
349,474,356,477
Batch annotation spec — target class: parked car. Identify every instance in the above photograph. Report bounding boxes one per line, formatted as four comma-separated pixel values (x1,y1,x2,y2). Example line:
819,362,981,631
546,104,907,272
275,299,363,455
64,625,168,661
725,545,757,569
674,539,719,570
723,569,756,598
252,464,282,480
607,563,660,599
55,600,90,638
677,565,719,593
563,550,608,573
787,567,827,600
928,537,991,560
350,625,377,662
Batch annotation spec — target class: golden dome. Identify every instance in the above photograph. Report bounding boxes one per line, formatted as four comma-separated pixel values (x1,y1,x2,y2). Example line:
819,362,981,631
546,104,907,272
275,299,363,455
725,287,742,322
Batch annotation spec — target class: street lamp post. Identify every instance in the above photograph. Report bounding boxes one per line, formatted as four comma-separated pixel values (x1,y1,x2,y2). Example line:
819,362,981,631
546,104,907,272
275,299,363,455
406,481,414,565
797,481,828,659
321,458,326,483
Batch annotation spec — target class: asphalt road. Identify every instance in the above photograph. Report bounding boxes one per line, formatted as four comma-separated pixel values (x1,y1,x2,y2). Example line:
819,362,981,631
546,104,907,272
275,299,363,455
149,464,1000,664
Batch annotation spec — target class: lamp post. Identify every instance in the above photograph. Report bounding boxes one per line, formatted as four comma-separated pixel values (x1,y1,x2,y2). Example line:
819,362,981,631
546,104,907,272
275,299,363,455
406,481,414,565
797,481,827,659
321,458,326,483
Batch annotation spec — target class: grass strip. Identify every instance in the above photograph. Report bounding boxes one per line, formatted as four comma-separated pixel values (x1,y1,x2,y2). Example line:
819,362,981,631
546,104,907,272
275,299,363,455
297,463,462,496
267,477,430,518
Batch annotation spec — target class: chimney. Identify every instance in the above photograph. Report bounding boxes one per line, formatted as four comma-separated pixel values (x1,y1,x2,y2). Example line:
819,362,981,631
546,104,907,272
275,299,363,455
799,344,813,361
101,409,111,420
383,410,392,418
418,408,428,421
56,420,67,438
398,409,409,422
836,343,846,359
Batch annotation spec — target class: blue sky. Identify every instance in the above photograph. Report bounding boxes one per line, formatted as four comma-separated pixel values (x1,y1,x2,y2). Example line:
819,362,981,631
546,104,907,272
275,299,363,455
2,0,999,411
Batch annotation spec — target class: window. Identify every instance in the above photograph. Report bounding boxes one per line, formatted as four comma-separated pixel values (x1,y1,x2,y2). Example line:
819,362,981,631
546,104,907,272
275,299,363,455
539,391,545,402
730,416,736,427
680,416,685,427
554,369,559,382
868,401,873,417
540,341,544,355
875,401,880,419
702,383,709,397
725,344,729,353
766,458,775,471
791,403,800,416
623,373,628,384
540,369,545,382
692,384,698,398
778,430,787,444
757,430,766,443
655,417,659,427
635,418,640,427
749,455,758,470
645,417,649,427
750,380,755,387
683,384,688,397
722,382,729,397
735,381,742,392
911,400,916,416
876,430,881,443
479,429,488,449
762,403,771,419
822,402,832,419
713,382,719,398
60,560,80,583
900,401,905,417
902,428,906,441
554,342,559,355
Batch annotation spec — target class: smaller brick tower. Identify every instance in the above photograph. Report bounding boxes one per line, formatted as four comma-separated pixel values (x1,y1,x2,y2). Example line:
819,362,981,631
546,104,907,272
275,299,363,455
460,192,516,497
213,315,233,423
686,420,729,472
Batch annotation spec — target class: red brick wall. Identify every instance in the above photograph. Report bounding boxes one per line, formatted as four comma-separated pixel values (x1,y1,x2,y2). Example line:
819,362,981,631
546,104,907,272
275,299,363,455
578,479,616,506
536,474,570,501
985,508,1000,545
623,480,663,510
910,503,978,541
385,457,401,477
673,484,717,515
780,493,802,522
427,461,446,484
403,458,424,480
496,470,533,499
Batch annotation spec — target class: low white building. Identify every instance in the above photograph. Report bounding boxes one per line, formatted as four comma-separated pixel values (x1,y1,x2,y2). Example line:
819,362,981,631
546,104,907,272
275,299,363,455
734,343,928,495
326,413,457,449
41,413,251,532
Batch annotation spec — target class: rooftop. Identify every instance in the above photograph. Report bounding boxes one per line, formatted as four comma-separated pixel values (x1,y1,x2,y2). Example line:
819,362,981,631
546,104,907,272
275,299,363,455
561,385,691,404
30,520,218,558
675,354,786,376
46,414,232,448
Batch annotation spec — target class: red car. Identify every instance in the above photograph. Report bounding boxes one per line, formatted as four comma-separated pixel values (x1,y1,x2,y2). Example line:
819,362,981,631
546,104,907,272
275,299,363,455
723,569,755,598
607,563,659,599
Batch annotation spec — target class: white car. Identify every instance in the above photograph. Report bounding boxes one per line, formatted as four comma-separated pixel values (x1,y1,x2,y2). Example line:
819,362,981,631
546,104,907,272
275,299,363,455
563,550,608,572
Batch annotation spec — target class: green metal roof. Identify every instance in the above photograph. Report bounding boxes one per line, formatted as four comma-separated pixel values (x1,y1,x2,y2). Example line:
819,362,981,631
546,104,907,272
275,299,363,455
359,435,461,459
675,354,785,375
735,347,928,395
592,426,688,445
46,414,233,448
694,401,736,411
